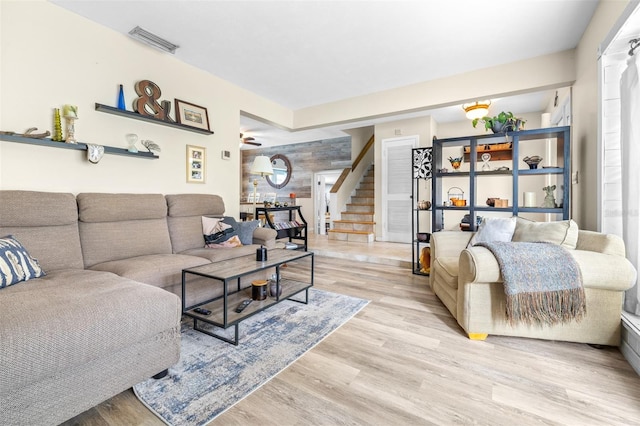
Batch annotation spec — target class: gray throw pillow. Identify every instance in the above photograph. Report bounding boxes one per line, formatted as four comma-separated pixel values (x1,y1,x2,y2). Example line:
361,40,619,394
468,217,517,248
237,220,260,245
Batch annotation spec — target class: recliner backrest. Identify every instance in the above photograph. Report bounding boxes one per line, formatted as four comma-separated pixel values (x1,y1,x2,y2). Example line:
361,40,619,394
77,193,172,268
165,194,225,253
0,190,85,271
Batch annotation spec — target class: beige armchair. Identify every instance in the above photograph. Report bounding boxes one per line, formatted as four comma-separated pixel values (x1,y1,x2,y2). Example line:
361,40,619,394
429,229,636,345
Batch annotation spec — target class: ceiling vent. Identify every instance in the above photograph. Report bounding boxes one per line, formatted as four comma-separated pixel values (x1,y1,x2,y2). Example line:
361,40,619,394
128,26,179,54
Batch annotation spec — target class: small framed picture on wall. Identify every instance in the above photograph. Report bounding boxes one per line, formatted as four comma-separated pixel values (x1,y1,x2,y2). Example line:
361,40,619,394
186,145,206,183
175,99,210,131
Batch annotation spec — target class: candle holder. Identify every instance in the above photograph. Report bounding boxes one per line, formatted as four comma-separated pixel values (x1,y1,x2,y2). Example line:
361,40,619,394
64,116,77,144
63,105,78,144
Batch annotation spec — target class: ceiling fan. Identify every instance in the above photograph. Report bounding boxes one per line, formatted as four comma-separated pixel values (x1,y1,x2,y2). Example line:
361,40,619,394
240,133,261,146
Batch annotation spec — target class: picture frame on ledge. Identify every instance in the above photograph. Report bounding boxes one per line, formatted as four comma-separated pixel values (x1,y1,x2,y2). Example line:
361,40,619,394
186,145,206,183
175,99,210,131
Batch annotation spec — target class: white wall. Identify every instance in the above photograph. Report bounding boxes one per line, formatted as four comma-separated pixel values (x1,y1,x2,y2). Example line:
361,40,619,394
0,1,291,218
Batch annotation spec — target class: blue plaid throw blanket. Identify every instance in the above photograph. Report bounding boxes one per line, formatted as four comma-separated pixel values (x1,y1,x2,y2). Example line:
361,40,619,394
477,241,586,325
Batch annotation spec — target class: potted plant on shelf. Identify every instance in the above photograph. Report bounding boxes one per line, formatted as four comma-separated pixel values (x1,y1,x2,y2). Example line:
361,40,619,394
472,111,526,133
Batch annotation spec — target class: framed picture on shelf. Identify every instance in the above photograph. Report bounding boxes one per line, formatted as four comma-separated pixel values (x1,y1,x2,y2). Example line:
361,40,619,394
248,193,260,203
175,99,210,131
186,145,206,183
263,193,276,203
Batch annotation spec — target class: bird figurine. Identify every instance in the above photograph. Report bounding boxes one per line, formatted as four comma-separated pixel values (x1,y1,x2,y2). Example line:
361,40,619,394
141,139,161,153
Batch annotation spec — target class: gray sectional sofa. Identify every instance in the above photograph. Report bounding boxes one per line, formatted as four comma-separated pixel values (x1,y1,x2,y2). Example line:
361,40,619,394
0,190,277,426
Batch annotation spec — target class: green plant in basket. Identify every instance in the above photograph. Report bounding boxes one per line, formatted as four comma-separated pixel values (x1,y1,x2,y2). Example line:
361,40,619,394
472,111,526,133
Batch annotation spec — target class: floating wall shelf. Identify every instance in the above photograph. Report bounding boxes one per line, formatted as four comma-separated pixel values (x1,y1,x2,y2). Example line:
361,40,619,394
95,103,214,135
0,133,159,159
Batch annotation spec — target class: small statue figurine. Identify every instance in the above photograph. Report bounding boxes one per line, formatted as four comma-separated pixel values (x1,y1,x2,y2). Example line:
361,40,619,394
542,185,557,208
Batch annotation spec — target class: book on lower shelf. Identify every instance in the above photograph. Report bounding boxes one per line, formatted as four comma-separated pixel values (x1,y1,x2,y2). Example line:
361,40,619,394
273,220,304,230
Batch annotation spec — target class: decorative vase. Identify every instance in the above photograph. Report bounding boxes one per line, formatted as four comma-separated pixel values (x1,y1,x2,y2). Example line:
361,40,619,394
117,84,126,110
52,108,63,142
268,275,282,297
448,156,463,172
417,200,431,210
523,155,543,169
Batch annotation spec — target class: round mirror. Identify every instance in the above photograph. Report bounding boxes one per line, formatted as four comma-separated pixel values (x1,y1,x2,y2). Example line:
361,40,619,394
266,154,291,189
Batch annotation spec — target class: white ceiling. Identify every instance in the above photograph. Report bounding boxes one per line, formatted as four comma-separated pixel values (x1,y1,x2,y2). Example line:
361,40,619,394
51,0,599,147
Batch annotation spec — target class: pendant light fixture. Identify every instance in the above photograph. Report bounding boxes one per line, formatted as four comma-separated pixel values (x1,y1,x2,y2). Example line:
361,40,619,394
462,100,491,120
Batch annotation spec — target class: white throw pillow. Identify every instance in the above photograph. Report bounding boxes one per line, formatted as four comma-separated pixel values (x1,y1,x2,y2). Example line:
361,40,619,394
468,217,517,248
512,218,579,250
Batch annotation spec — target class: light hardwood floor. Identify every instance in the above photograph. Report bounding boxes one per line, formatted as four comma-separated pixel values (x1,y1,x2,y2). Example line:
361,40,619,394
62,237,640,425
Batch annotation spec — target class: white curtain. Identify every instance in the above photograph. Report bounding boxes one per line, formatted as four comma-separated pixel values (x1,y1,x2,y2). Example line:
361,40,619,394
621,52,640,315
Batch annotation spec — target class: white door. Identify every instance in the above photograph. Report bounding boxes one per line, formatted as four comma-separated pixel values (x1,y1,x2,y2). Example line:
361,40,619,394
315,174,327,234
382,136,418,242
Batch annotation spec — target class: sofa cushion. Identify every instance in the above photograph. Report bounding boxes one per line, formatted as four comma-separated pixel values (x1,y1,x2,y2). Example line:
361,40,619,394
0,269,180,391
0,191,85,271
0,235,45,288
89,254,210,289
512,218,579,250
468,216,516,247
77,193,168,222
77,193,173,268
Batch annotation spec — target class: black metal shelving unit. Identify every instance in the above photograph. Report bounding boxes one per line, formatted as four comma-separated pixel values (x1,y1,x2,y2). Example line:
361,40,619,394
431,126,571,232
412,147,432,276
256,205,308,251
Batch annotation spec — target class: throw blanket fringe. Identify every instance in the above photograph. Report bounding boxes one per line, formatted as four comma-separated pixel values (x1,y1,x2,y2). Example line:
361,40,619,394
477,241,586,326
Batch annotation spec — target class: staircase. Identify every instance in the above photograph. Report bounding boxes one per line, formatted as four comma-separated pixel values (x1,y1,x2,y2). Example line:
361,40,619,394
328,165,375,242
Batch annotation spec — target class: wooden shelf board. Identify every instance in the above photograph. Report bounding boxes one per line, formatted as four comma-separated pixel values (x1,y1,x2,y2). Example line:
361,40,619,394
0,133,158,159
95,103,214,135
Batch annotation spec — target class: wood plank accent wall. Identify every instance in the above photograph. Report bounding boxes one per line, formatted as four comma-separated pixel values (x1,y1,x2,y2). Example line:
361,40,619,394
241,137,351,200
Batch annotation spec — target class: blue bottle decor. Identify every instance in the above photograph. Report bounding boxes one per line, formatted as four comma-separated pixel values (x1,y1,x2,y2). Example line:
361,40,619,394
117,84,126,110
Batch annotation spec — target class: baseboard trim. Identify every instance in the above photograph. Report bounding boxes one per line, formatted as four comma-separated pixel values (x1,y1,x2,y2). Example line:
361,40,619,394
621,312,640,376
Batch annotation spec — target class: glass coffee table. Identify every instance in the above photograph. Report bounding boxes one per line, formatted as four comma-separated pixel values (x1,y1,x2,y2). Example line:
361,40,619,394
181,249,314,345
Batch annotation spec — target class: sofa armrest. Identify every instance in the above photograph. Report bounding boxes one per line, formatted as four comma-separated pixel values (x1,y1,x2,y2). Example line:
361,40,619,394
253,227,277,249
458,246,502,284
576,230,626,257
431,231,473,259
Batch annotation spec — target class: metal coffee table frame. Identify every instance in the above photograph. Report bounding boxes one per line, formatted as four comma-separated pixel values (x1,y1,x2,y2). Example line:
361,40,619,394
181,250,314,345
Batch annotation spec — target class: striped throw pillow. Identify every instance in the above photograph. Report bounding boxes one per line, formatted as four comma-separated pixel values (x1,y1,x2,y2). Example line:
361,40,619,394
0,235,45,288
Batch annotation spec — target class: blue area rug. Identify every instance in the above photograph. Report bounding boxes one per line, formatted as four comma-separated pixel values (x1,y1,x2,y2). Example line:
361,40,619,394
133,288,368,425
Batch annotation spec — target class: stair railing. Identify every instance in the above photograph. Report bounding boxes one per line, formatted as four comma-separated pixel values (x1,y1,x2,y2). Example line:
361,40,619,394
351,134,375,172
